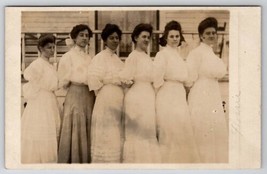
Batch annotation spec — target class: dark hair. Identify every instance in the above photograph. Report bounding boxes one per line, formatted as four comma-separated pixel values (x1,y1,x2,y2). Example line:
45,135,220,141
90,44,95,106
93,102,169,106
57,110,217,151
159,20,185,47
70,24,93,40
101,24,122,41
131,23,153,44
37,34,56,52
198,17,218,38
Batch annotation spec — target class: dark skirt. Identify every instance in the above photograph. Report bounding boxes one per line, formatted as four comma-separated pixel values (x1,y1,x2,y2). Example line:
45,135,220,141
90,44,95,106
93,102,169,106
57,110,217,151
58,83,95,163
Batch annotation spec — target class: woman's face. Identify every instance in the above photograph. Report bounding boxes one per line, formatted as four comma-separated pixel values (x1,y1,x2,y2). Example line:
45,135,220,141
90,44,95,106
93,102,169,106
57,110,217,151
40,42,55,58
135,31,151,52
74,29,90,48
166,30,180,48
105,32,120,51
201,27,217,46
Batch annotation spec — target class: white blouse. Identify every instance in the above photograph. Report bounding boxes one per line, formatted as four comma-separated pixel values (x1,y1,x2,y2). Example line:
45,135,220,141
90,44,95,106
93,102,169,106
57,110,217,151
153,45,188,88
23,57,58,99
58,46,92,88
186,42,227,85
120,50,154,83
88,48,124,91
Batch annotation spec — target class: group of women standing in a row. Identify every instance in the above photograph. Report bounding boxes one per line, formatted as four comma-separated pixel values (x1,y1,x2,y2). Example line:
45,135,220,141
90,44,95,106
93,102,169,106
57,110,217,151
21,17,228,164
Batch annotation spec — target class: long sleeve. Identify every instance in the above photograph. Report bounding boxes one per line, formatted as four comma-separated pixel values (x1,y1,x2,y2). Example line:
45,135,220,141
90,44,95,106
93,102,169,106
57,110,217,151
119,53,136,82
57,53,72,89
185,49,201,87
153,51,166,89
23,59,43,100
87,56,105,91
201,55,227,79
23,59,43,82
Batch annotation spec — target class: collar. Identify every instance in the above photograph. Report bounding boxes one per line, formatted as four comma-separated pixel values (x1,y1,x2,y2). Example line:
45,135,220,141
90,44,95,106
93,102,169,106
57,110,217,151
105,47,117,56
73,45,86,53
165,44,178,52
200,42,213,51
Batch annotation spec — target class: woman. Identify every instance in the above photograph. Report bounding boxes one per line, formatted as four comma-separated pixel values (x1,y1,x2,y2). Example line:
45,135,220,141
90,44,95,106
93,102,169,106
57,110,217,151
153,21,199,163
186,17,228,163
58,24,95,163
21,34,61,163
120,23,161,163
88,24,124,163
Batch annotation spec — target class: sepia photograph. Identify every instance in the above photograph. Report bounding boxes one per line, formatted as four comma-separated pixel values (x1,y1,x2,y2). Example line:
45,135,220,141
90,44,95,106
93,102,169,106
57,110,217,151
5,6,261,169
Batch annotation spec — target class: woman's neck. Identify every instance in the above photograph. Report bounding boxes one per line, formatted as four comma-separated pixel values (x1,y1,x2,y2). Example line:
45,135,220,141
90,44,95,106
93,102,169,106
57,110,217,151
106,46,116,53
135,46,146,53
40,54,50,62
166,44,177,49
75,45,86,52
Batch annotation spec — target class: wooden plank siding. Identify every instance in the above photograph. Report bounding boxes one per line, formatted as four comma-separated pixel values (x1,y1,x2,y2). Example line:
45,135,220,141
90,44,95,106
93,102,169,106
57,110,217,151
21,11,96,72
160,10,230,72
21,10,229,71
160,10,229,33
22,11,95,33
20,10,229,115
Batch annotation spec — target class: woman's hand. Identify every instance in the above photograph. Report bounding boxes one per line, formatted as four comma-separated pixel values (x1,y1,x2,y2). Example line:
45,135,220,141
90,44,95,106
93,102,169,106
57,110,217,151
121,80,134,88
112,76,122,86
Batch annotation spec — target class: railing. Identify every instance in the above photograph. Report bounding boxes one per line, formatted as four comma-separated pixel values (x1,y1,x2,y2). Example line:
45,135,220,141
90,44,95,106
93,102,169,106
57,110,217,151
21,30,229,73
21,30,229,113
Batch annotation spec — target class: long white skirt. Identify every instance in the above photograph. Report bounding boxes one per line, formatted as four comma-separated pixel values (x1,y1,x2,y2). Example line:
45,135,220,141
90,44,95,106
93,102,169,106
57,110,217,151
156,81,200,163
188,77,228,163
21,90,61,163
123,82,161,163
91,84,124,163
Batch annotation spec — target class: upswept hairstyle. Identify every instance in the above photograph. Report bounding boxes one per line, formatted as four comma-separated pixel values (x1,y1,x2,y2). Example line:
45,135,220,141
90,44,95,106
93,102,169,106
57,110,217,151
70,24,93,40
159,20,185,47
37,34,56,52
198,17,218,37
101,23,122,41
131,23,153,44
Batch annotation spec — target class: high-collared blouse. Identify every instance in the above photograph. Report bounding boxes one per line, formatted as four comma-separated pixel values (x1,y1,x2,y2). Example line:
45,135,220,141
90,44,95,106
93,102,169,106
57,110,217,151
23,57,58,100
119,50,154,83
58,45,92,88
88,48,124,91
186,42,227,86
153,45,188,89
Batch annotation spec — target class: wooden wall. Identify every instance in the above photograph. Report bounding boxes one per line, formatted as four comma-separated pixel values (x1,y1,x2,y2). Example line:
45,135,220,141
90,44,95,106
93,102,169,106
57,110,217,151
21,11,95,33
160,10,230,33
160,10,230,71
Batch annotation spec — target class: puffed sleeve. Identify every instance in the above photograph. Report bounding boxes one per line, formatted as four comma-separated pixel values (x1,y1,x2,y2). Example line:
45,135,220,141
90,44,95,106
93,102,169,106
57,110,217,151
24,59,43,82
185,49,201,87
201,54,227,79
41,68,59,92
87,55,105,91
23,59,43,99
214,58,227,79
153,51,166,89
58,53,72,89
119,53,136,82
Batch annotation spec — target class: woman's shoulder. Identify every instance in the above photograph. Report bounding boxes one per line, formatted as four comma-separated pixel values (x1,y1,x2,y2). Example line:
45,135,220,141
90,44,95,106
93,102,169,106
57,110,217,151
61,49,73,61
159,46,176,56
186,43,203,57
94,50,106,59
28,58,44,69
126,50,137,60
128,50,137,56
24,58,45,79
156,48,166,55
91,51,107,64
